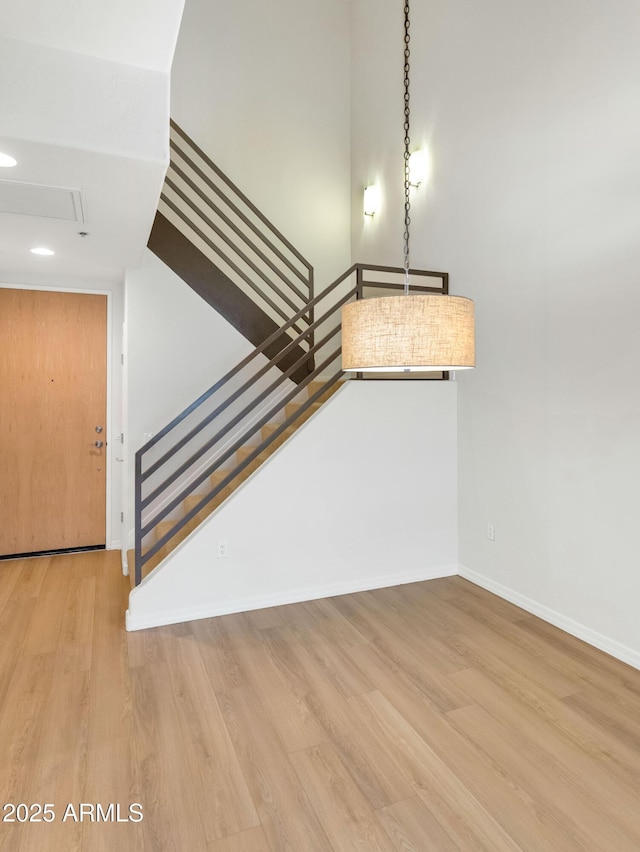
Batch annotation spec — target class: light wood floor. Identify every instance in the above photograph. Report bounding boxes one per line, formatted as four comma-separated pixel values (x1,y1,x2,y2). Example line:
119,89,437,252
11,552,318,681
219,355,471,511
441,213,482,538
1,551,640,851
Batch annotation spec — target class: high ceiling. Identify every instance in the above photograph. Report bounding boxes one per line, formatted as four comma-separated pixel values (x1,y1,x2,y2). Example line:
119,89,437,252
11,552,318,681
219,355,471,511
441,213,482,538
0,0,185,284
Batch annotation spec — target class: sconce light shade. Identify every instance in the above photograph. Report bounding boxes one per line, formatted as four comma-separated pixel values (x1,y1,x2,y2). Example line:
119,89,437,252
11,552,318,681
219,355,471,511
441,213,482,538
363,184,381,216
342,294,475,371
408,149,428,187
0,151,17,168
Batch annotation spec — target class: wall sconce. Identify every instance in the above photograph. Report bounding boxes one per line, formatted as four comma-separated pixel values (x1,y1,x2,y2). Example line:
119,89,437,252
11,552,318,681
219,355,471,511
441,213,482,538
363,184,381,217
408,149,429,188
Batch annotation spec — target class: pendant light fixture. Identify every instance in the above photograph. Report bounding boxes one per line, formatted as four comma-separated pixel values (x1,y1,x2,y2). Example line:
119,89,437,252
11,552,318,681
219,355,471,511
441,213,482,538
342,0,475,373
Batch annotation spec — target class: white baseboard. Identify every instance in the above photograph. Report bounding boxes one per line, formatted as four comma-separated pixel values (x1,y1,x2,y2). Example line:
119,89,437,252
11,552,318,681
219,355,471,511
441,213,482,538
458,564,640,671
125,563,458,631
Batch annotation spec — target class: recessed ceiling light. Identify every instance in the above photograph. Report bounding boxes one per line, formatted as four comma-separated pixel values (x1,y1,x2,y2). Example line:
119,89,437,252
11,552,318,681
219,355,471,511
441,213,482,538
0,152,17,168
30,246,55,256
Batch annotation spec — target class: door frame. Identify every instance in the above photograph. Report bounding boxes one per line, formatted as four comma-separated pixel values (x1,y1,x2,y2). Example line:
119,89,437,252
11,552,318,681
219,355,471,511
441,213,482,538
0,282,116,550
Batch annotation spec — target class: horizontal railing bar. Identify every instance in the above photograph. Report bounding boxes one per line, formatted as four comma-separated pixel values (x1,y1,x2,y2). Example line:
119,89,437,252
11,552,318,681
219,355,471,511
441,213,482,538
141,318,343,506
142,286,353,483
167,160,309,301
162,189,306,330
136,264,359,456
361,281,446,293
360,264,449,279
170,120,313,274
140,349,341,544
140,369,344,568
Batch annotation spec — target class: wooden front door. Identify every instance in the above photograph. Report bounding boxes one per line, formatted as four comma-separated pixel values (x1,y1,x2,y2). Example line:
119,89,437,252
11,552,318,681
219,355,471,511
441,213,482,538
0,288,107,556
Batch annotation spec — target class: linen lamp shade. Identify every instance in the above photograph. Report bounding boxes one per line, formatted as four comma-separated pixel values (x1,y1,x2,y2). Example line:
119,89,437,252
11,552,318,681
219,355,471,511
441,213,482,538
341,294,475,372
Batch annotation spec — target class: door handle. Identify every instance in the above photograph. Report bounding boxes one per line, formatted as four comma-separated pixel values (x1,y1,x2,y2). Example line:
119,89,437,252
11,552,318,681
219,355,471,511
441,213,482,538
93,441,104,448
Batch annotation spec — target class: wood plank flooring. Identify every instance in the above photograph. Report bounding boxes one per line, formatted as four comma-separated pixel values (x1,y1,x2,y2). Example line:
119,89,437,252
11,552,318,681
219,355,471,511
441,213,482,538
1,552,640,850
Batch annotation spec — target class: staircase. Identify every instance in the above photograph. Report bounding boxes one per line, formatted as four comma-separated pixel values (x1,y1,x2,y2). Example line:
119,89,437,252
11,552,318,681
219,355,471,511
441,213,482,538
129,378,341,584
132,123,450,587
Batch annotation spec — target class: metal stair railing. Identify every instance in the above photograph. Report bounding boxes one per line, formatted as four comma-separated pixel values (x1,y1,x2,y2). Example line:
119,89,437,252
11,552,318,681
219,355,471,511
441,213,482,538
160,120,314,343
134,263,449,586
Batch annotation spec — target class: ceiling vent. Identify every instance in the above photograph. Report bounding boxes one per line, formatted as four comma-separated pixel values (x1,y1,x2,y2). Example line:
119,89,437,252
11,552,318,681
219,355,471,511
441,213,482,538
0,180,85,223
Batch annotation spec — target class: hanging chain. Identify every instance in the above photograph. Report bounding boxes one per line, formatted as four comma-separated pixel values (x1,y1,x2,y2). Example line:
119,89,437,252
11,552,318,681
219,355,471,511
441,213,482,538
403,1,411,294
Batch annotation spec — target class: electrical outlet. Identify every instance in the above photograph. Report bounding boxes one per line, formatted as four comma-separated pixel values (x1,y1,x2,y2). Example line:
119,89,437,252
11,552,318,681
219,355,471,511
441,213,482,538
487,523,495,541
217,540,229,558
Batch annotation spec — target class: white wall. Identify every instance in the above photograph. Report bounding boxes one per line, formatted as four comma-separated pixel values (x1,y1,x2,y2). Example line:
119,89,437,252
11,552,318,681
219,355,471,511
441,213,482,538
351,0,640,665
170,0,352,290
0,38,169,162
2,0,184,72
127,380,458,629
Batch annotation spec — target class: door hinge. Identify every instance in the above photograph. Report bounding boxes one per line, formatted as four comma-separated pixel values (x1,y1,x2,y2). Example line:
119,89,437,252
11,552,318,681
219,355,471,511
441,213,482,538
120,512,124,523
121,353,124,365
